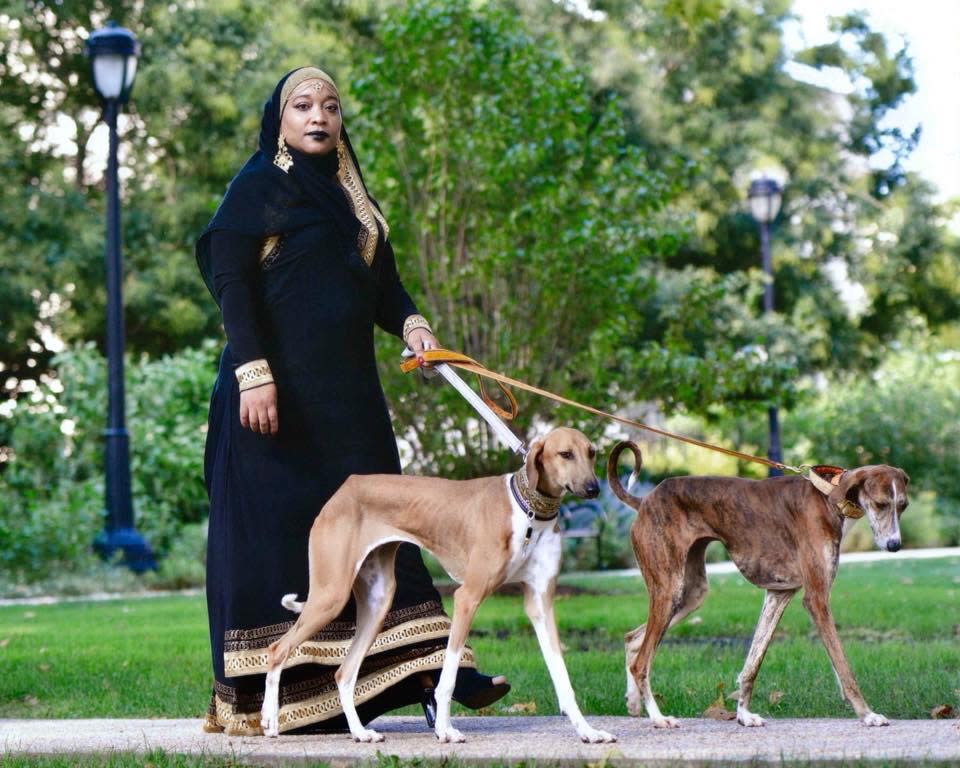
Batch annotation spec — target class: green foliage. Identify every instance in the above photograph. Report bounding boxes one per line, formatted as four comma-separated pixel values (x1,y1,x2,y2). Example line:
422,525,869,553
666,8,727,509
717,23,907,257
0,343,217,579
354,0,690,475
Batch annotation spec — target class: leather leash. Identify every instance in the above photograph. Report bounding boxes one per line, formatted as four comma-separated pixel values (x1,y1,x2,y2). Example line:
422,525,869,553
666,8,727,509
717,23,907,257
402,348,805,473
401,348,860,515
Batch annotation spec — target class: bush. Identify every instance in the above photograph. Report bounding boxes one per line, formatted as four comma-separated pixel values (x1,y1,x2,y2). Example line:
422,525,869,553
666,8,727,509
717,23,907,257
0,342,219,580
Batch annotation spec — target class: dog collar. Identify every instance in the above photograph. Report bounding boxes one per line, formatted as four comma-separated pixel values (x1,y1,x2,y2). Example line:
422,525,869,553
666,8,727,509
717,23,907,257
510,469,561,522
806,467,865,520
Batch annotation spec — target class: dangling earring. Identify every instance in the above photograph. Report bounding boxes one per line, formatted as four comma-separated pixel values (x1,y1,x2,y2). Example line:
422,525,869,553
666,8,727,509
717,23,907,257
274,134,293,173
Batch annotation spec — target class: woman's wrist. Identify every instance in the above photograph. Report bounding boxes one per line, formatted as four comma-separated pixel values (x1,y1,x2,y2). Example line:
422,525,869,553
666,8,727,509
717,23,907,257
235,358,274,392
402,314,433,344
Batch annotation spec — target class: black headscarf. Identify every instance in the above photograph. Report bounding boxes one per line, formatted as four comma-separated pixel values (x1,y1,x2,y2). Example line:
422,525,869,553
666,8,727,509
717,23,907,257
195,67,379,301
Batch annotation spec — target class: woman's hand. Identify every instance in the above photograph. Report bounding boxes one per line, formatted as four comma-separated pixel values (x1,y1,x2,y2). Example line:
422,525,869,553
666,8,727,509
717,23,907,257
240,383,279,435
407,328,440,363
406,327,440,365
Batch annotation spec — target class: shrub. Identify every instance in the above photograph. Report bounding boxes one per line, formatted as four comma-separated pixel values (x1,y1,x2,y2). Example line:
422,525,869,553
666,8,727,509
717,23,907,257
0,342,218,580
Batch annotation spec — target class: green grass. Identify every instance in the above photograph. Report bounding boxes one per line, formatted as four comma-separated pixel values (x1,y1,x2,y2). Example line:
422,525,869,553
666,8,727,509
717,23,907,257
1,558,958,722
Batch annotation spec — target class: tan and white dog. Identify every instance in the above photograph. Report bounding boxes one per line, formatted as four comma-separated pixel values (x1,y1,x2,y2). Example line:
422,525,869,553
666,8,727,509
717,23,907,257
261,427,616,744
608,441,909,729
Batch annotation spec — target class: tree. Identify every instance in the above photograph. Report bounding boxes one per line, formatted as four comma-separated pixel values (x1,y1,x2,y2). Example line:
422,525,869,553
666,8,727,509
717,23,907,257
352,0,685,474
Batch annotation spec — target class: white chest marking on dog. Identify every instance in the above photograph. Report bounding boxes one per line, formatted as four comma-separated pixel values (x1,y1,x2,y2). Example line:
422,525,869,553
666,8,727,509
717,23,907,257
501,474,559,583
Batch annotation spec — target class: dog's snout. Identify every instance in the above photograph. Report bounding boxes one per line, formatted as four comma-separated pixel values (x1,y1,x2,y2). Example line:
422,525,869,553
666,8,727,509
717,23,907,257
584,480,600,499
886,538,902,553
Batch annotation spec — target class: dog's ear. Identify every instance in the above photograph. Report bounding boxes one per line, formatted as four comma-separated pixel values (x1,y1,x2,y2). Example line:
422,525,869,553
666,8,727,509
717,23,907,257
828,467,865,508
525,438,544,492
898,468,911,486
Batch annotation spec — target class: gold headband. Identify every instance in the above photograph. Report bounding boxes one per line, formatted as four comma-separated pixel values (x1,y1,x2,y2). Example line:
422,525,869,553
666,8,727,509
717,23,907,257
279,67,339,117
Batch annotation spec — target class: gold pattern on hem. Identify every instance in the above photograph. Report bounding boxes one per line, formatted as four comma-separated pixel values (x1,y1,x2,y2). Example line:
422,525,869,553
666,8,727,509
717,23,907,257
224,615,453,677
206,648,475,736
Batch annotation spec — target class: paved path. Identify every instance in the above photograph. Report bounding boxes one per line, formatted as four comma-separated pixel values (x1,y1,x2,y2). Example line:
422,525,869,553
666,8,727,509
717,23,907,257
3,716,958,765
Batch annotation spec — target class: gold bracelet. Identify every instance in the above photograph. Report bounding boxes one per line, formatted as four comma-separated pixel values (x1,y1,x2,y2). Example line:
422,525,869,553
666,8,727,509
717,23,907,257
402,314,432,343
235,359,274,392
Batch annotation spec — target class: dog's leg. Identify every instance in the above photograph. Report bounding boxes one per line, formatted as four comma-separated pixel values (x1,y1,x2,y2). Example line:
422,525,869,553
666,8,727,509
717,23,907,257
735,589,796,727
261,584,354,737
627,573,686,729
335,543,400,743
624,623,647,717
434,584,485,743
522,581,616,743
801,590,888,725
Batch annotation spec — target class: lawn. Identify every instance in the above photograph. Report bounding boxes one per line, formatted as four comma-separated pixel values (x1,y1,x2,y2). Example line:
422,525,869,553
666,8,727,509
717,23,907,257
1,557,958,723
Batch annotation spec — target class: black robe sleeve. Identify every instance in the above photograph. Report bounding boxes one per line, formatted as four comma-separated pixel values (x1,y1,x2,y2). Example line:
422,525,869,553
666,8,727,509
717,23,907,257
208,229,267,365
374,238,419,339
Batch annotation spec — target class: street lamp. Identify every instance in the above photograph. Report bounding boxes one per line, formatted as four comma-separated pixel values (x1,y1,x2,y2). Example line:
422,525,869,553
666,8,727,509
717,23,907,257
86,23,154,571
748,175,784,477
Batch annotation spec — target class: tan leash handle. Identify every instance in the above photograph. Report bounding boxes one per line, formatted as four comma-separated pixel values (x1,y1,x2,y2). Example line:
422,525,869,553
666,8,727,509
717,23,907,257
402,348,808,475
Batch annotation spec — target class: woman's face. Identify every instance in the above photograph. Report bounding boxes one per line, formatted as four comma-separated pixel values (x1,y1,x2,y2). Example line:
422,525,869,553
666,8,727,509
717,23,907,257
280,79,342,156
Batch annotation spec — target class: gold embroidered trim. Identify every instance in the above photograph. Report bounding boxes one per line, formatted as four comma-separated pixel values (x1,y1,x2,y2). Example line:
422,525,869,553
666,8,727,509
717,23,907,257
207,648,475,736
336,139,388,267
224,599,445,650
512,468,561,520
259,235,282,268
224,615,453,677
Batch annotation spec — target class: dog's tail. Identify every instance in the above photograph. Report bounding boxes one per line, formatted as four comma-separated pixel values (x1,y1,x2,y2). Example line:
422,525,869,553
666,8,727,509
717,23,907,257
608,441,644,504
281,593,305,614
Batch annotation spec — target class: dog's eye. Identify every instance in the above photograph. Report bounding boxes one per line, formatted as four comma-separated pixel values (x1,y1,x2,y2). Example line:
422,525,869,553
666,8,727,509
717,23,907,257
559,450,574,460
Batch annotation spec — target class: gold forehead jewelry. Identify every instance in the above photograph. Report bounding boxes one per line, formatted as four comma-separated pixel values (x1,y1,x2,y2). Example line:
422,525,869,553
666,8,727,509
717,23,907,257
280,67,339,113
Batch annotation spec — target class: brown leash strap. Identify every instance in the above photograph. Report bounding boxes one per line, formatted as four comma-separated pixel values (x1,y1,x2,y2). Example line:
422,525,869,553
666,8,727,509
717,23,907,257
402,348,808,475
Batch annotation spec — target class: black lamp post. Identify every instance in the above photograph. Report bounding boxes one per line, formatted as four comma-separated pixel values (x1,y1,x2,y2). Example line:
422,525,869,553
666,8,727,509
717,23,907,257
86,23,155,571
748,175,784,477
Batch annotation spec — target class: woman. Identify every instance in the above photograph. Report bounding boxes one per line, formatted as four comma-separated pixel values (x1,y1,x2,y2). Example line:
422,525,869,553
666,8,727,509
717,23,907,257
196,67,507,735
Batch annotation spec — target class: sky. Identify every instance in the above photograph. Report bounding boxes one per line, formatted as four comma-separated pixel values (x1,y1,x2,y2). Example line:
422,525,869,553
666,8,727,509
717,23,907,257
784,0,960,203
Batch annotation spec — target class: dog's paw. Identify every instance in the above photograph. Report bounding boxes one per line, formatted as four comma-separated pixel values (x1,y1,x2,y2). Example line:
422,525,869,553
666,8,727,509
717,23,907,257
260,707,279,738
652,716,680,729
736,710,766,727
350,727,384,743
578,726,617,743
862,712,889,727
435,725,466,743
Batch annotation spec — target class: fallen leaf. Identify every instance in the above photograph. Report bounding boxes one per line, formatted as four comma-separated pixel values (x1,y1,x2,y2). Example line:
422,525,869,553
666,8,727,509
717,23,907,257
930,704,955,719
24,695,39,706
38,664,50,673
23,612,35,619
703,694,736,721
688,616,703,625
900,577,913,585
504,701,537,714
768,690,785,706
0,638,9,648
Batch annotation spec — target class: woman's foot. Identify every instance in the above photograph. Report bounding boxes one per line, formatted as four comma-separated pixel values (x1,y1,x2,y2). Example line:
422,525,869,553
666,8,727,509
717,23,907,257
452,669,511,710
419,669,511,727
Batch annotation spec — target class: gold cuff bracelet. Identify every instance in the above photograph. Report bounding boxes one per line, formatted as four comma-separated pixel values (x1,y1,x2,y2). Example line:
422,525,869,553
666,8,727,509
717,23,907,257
402,314,432,343
235,359,274,392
